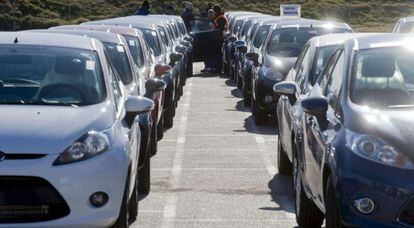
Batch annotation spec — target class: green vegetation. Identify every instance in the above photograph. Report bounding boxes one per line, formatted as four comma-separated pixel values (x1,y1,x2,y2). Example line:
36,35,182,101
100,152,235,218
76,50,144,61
1,0,414,32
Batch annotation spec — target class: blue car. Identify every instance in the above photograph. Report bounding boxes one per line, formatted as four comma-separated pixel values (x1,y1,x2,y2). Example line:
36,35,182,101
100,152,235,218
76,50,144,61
293,33,414,227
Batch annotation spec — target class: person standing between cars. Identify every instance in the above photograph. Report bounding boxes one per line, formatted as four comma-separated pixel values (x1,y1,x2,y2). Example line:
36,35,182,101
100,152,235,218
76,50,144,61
165,4,176,15
200,3,213,18
181,2,195,32
201,9,217,73
135,0,151,15
212,5,228,74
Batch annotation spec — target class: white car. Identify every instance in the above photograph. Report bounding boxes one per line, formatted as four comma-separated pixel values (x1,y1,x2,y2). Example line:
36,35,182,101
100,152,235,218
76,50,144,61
0,32,154,227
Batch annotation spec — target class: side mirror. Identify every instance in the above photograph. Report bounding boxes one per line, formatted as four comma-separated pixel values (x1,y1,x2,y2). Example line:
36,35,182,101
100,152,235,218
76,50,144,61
245,52,259,66
234,40,245,47
155,64,172,78
169,53,184,66
145,78,166,95
175,45,187,54
181,40,191,48
301,97,328,130
227,35,237,43
273,82,297,104
125,96,154,114
236,45,248,54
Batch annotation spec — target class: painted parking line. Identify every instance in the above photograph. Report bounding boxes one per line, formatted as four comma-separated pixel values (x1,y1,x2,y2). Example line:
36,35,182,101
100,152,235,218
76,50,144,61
160,82,192,228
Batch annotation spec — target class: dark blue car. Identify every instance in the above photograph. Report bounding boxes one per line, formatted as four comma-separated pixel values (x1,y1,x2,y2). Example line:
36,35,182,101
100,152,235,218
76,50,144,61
293,33,414,227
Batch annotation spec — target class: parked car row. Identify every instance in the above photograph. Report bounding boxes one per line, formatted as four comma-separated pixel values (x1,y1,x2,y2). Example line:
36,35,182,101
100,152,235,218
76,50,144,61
0,14,193,227
224,11,414,227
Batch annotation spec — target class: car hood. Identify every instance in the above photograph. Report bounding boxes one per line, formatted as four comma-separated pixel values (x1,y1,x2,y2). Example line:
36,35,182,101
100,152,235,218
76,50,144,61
263,54,296,77
348,107,414,158
0,103,115,155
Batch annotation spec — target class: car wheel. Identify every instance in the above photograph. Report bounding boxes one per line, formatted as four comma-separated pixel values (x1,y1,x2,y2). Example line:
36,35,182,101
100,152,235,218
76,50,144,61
138,154,151,194
325,176,342,228
277,137,292,175
243,86,251,107
128,176,139,224
295,157,324,227
252,99,267,125
164,105,174,129
157,114,164,141
111,178,129,228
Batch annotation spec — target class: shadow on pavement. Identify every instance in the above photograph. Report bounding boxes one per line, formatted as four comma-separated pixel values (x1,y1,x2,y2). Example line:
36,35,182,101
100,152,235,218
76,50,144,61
236,115,278,135
231,88,243,98
260,174,295,213
225,79,236,87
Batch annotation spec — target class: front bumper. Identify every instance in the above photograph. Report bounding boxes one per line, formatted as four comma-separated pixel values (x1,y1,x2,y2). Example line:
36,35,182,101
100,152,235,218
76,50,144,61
254,76,281,115
0,147,129,227
336,148,414,227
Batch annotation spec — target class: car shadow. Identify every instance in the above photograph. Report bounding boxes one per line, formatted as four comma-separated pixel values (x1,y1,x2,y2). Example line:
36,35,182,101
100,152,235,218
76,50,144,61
235,115,278,135
231,88,243,98
259,173,295,214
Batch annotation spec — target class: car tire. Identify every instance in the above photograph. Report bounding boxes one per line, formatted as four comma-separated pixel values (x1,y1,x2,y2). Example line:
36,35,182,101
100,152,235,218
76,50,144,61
138,154,150,194
326,176,342,228
295,157,324,227
243,87,251,107
164,105,174,129
157,114,164,141
128,177,139,224
277,137,292,175
237,76,242,89
111,178,129,228
252,99,267,125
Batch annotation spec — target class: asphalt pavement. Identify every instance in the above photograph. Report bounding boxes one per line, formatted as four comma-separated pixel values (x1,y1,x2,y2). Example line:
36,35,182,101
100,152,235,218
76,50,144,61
132,63,296,228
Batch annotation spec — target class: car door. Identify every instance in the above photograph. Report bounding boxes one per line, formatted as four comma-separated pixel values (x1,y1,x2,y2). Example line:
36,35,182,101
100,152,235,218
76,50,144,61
190,18,223,62
302,49,344,199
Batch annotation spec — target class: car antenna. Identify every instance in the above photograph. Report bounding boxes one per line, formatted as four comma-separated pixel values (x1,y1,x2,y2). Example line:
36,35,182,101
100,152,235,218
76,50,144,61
14,37,18,44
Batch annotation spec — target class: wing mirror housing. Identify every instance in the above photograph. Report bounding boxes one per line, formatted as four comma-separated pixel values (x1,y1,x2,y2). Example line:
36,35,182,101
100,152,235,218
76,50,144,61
236,45,248,54
301,97,328,130
145,78,166,95
155,64,172,78
184,36,193,42
125,96,154,114
181,41,191,48
273,82,297,104
175,45,187,54
227,35,237,43
245,52,259,66
169,53,184,67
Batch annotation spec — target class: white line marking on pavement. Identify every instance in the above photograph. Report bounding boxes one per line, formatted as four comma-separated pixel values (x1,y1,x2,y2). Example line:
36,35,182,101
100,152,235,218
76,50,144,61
161,82,192,228
255,136,277,176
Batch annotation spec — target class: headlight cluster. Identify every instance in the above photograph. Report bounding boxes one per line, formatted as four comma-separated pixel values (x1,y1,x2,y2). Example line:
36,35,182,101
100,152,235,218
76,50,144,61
347,130,414,169
264,70,283,81
53,131,111,166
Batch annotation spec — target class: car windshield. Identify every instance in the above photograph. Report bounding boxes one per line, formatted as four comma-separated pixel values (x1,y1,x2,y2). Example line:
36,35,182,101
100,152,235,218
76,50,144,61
267,27,349,58
310,45,338,85
140,29,161,56
178,22,187,35
124,35,144,68
0,45,105,106
103,42,133,85
351,47,414,108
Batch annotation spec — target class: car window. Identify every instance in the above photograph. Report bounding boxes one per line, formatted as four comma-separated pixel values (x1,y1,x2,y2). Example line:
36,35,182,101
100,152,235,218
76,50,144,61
242,21,252,37
158,26,171,47
401,21,414,33
310,45,338,85
0,44,106,106
103,42,133,85
248,23,258,41
295,45,311,93
253,25,270,48
124,35,144,68
190,19,213,32
318,49,342,90
140,29,161,56
106,57,123,111
324,50,345,109
232,20,243,35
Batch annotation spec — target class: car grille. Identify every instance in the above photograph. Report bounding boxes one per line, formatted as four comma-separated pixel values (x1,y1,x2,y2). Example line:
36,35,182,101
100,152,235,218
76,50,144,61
0,176,70,223
399,197,414,225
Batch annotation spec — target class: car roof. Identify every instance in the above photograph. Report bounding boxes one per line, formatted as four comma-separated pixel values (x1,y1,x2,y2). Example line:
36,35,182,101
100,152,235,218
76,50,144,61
310,33,374,48
57,24,143,37
35,29,124,45
273,18,351,30
400,16,414,23
10,32,96,50
348,33,414,50
93,18,158,30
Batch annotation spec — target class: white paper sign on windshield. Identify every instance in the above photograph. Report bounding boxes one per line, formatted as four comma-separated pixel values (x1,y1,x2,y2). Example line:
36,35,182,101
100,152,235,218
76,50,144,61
280,4,301,19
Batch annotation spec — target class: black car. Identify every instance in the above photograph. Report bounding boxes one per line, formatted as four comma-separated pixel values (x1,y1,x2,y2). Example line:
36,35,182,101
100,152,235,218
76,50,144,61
247,19,352,125
290,34,414,227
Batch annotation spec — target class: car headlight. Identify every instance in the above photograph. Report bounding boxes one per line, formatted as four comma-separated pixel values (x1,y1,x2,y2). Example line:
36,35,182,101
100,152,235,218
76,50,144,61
264,70,283,81
53,131,111,166
347,130,414,169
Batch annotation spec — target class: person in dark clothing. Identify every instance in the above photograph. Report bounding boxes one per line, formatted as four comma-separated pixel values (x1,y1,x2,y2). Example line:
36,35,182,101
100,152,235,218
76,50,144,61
181,2,195,32
165,4,176,15
200,3,213,18
135,0,151,15
212,5,228,74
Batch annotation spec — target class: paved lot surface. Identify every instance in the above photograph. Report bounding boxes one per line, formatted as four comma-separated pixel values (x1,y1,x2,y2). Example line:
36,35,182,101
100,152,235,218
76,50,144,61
133,63,296,228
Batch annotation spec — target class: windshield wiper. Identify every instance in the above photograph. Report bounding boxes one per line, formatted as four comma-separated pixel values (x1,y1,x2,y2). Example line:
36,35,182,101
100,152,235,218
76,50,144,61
0,99,79,107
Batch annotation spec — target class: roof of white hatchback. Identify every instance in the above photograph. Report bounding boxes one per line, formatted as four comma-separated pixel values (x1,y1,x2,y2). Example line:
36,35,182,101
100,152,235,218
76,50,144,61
4,32,96,50
401,16,414,22
312,33,372,48
275,18,351,30
349,33,414,50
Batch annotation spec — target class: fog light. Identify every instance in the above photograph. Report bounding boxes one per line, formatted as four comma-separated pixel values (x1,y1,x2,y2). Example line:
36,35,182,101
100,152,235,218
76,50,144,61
264,95,273,103
90,192,108,208
354,197,375,214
